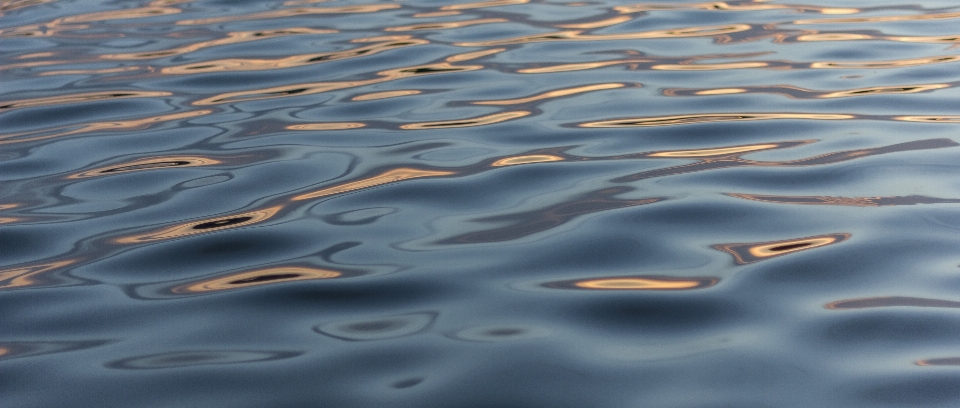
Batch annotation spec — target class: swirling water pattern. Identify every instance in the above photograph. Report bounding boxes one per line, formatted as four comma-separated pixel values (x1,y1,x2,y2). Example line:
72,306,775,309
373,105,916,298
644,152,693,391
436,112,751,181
4,0,960,406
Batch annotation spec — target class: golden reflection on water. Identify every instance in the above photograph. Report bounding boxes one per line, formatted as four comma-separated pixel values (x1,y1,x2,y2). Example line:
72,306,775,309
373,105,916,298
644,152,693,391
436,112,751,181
543,276,718,290
580,113,854,127
113,206,283,244
454,24,752,46
67,156,221,179
610,139,958,183
614,2,857,14
556,16,633,29
293,168,456,201
446,48,506,62
15,51,55,59
647,143,782,158
193,62,482,105
413,11,461,18
38,66,142,76
0,260,78,289
81,148,608,247
439,0,528,11
162,38,428,74
512,53,960,75
0,58,86,72
0,202,25,223
1,4,182,37
884,35,960,44
795,33,960,44
825,296,960,310
518,59,648,74
286,122,366,130
10,0,960,395
60,5,180,22
728,193,960,207
108,167,457,245
0,0,55,15
665,84,951,99
492,155,564,167
0,91,171,111
282,0,332,5
175,4,400,25
810,55,960,69
793,11,960,25
796,33,873,42
171,266,342,293
894,116,960,123
351,90,421,101
386,18,507,31
0,110,211,145
399,111,530,129
474,83,628,105
652,61,768,71
195,78,379,105
713,233,850,265
100,28,336,60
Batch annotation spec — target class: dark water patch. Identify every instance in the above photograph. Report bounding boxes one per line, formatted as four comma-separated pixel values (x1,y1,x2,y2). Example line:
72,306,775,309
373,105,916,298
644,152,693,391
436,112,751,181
106,350,302,369
448,324,550,341
918,357,960,366
437,187,663,244
856,374,960,405
322,207,398,225
502,232,685,273
391,377,424,388
0,340,111,361
315,311,437,341
571,296,745,336
827,296,960,309
813,311,960,347
243,276,449,313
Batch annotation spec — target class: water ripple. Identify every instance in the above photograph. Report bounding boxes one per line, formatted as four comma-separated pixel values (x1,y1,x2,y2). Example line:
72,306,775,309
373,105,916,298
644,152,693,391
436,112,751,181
5,0,960,406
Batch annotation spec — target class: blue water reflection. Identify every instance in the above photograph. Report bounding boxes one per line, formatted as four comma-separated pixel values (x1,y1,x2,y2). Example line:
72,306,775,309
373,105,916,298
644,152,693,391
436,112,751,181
5,0,960,406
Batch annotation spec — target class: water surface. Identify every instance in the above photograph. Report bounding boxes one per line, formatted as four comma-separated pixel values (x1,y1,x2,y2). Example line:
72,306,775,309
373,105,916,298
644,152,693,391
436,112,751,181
5,0,960,406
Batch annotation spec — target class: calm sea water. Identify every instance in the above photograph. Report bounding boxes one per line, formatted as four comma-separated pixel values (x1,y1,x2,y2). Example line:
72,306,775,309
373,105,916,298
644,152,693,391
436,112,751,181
5,0,960,406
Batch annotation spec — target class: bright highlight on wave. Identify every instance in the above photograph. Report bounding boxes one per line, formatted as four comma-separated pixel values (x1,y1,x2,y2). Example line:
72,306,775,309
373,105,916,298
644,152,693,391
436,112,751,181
713,233,851,264
171,266,343,293
293,168,456,201
542,276,718,290
67,156,222,179
579,113,854,127
113,206,283,244
400,111,530,129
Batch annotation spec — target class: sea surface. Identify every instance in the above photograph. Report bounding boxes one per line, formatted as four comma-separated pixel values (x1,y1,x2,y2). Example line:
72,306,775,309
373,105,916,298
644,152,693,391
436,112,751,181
4,0,960,406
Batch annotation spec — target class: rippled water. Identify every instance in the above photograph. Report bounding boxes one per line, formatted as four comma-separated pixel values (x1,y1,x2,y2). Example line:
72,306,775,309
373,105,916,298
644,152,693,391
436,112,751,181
5,0,960,406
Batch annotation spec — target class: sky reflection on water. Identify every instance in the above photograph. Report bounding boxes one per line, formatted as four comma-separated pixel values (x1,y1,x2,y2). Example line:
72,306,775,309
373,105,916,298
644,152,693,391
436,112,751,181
4,0,960,407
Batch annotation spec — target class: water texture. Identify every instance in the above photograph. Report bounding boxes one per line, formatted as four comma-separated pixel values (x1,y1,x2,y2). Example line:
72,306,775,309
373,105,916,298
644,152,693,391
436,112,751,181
4,0,960,406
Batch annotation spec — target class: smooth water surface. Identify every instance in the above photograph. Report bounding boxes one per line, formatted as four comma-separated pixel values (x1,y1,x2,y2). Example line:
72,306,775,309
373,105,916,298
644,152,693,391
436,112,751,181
5,0,960,406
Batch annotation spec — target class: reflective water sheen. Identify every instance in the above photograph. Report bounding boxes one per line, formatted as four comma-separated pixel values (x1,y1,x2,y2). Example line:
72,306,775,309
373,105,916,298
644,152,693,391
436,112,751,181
4,0,960,406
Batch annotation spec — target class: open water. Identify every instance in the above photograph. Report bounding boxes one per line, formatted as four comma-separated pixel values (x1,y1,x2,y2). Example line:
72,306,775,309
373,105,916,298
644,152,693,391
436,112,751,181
5,0,960,406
